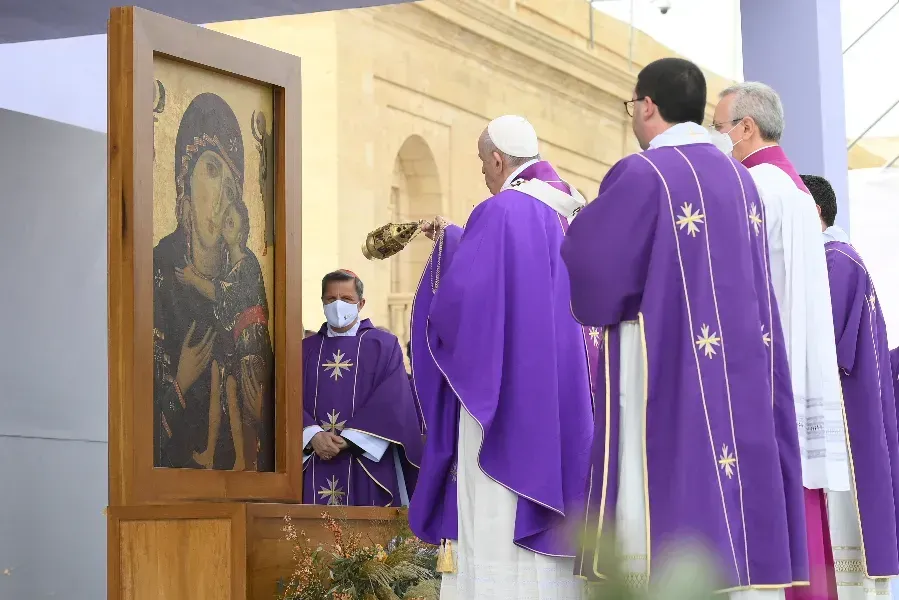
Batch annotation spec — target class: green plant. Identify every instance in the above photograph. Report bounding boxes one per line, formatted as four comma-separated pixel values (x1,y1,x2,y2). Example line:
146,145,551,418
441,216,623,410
582,534,720,600
278,511,721,600
277,511,438,600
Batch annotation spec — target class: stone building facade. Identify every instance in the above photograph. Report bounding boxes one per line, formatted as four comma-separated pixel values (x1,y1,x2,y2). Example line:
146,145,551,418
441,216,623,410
209,0,787,347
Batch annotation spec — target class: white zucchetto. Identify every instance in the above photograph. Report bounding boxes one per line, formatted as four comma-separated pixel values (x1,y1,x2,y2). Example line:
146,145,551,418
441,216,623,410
487,115,539,158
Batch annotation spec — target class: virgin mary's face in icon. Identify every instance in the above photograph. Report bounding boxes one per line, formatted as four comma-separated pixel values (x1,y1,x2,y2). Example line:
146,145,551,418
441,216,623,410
190,149,239,248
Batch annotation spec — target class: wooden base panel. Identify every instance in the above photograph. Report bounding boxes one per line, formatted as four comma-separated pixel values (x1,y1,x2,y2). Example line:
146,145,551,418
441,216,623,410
108,503,403,600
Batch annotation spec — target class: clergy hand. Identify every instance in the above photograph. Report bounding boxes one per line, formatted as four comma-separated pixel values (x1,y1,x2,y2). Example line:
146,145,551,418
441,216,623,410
175,263,201,289
420,216,451,240
311,432,342,460
175,321,216,393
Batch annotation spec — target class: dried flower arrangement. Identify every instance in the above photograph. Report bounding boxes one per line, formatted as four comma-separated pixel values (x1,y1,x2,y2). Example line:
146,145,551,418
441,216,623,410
277,511,439,600
277,509,721,600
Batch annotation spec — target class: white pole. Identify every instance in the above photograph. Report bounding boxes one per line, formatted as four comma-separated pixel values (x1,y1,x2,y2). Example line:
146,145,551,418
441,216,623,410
733,0,741,80
628,0,635,71
847,97,899,150
843,1,898,54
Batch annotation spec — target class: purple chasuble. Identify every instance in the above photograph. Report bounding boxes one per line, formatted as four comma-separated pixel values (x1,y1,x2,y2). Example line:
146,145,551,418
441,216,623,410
408,160,595,556
511,161,603,399
825,241,899,577
561,143,809,588
742,143,836,600
892,349,899,415
302,319,422,507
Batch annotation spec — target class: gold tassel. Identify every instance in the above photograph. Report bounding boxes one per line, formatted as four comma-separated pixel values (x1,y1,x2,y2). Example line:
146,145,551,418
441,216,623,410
436,539,456,574
436,540,447,572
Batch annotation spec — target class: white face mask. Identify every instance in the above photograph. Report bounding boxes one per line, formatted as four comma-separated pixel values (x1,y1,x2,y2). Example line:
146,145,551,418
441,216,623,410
323,300,359,329
708,123,741,156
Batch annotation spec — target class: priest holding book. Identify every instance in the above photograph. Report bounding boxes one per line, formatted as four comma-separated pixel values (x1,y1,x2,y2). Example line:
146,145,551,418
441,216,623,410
408,115,594,600
802,174,899,600
301,269,422,507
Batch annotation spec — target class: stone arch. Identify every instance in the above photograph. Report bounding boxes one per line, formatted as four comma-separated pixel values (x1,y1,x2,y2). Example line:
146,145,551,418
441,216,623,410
387,135,442,349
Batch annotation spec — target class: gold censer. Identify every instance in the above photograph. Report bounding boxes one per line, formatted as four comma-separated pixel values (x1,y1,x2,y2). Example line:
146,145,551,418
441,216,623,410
361,221,423,260
361,218,445,291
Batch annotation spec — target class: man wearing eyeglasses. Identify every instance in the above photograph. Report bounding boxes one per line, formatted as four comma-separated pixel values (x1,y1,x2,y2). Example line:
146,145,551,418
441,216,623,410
562,58,807,598
713,84,849,600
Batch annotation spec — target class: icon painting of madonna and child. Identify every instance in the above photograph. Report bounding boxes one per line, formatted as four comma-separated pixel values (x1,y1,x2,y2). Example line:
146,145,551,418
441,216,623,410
151,56,276,472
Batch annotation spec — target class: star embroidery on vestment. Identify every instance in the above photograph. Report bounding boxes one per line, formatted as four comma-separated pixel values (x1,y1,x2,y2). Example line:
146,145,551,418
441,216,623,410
748,203,763,236
761,323,771,347
588,327,602,348
322,349,354,381
718,444,737,479
695,324,721,358
318,476,346,506
868,291,877,312
450,463,458,483
321,409,347,433
154,268,164,288
675,203,705,237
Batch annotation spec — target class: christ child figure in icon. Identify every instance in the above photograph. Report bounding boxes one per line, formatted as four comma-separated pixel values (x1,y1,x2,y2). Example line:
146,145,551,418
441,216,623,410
177,198,272,471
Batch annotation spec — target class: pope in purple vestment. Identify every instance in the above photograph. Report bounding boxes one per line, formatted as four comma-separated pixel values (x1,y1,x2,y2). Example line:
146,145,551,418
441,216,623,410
302,270,422,507
408,115,594,599
561,58,808,592
802,174,899,581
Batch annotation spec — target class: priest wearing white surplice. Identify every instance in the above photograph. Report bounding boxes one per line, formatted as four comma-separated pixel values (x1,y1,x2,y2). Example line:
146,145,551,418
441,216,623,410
714,82,850,600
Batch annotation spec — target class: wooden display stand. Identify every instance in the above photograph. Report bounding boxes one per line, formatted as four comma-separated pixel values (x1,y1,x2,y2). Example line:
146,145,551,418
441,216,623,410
106,8,397,599
107,503,402,600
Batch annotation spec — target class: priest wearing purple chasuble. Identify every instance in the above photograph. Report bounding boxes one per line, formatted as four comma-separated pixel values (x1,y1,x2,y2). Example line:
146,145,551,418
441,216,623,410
408,115,596,600
714,83,850,600
302,270,422,507
801,174,899,600
562,58,808,598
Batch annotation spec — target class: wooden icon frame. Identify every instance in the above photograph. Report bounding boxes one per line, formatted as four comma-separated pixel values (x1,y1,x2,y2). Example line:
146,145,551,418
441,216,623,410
108,6,303,505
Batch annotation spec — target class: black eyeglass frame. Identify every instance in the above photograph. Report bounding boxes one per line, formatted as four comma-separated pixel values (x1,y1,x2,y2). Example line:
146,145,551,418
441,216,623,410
623,96,647,117
708,118,743,132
